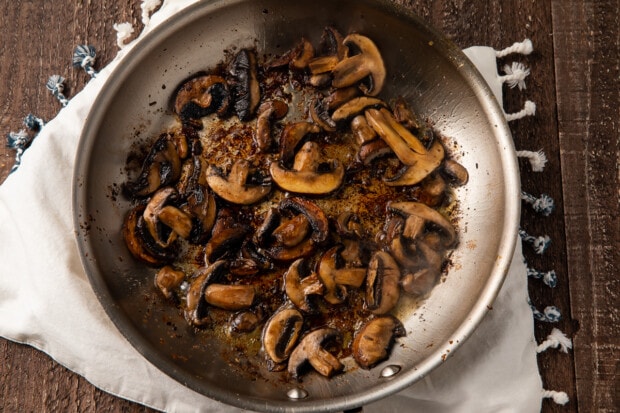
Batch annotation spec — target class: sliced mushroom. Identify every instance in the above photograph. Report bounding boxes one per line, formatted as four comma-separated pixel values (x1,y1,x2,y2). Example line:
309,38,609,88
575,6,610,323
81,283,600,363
288,328,343,379
259,198,330,261
204,223,250,264
284,259,325,313
366,251,401,315
262,307,304,365
332,33,386,96
206,160,271,205
278,121,321,165
229,258,260,277
387,201,457,248
351,114,378,145
289,38,315,70
318,246,367,305
270,141,345,195
310,97,337,132
127,134,182,197
352,315,406,369
384,140,445,187
230,310,261,333
442,159,469,186
143,187,183,248
155,265,185,299
228,49,261,121
357,139,392,165
185,260,228,326
122,204,176,266
173,75,230,122
331,97,386,122
392,96,422,131
183,185,217,244
204,284,255,310
255,99,289,152
335,211,364,238
272,214,311,247
324,86,361,111
417,173,447,207
400,241,443,297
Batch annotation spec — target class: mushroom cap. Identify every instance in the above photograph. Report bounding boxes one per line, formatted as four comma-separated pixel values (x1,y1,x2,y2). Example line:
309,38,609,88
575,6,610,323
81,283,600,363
122,204,176,266
387,201,457,247
206,159,271,205
262,307,304,364
366,251,401,315
173,74,230,121
185,260,228,326
270,141,345,195
287,328,343,378
352,315,405,369
284,258,324,313
332,33,386,96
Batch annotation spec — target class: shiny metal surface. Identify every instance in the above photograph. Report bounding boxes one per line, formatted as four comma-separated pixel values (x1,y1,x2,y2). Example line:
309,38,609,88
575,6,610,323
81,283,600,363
73,0,520,411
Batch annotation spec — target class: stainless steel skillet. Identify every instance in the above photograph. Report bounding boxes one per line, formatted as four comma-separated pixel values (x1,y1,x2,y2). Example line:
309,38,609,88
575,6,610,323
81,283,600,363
73,0,520,411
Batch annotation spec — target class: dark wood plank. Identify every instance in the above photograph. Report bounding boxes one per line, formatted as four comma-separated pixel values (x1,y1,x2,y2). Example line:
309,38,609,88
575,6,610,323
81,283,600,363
551,1,620,412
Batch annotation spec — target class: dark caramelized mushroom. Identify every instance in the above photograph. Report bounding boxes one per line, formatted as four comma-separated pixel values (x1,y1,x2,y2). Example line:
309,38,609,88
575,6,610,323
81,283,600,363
318,246,367,305
366,251,401,315
228,49,261,121
262,307,304,365
278,121,321,165
185,261,228,326
255,99,289,152
122,204,176,266
352,315,405,369
126,134,182,197
288,328,343,379
204,224,250,264
173,75,230,122
284,259,325,313
155,265,185,299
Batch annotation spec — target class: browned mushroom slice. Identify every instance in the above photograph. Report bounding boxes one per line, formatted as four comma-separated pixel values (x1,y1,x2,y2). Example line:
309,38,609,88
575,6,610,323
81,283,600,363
352,315,406,369
290,38,315,70
280,197,330,244
400,239,444,297
173,75,230,122
441,159,469,186
155,265,185,299
318,246,367,305
272,214,311,247
384,140,445,187
204,284,255,310
351,114,378,145
331,34,386,96
387,201,457,248
204,224,250,264
143,187,183,248
228,49,261,121
308,55,340,75
206,160,271,205
324,86,361,111
229,258,260,277
309,97,337,132
262,307,304,366
284,259,325,313
288,328,343,379
417,173,447,207
335,211,364,238
392,96,422,131
127,134,182,197
270,141,345,195
230,310,262,333
357,139,392,165
366,251,401,315
122,204,176,266
183,185,217,244
278,121,321,164
185,260,228,326
331,97,386,122
255,99,289,152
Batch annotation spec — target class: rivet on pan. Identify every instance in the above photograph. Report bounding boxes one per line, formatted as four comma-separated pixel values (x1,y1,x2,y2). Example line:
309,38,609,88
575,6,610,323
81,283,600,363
380,364,401,378
287,388,309,400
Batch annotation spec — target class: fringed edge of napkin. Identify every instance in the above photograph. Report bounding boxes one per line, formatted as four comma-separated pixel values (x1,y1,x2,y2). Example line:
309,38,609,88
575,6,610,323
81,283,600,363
493,39,571,406
4,2,572,408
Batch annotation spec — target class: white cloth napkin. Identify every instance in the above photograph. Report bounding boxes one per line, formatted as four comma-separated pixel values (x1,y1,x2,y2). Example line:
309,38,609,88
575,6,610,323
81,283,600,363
0,1,543,411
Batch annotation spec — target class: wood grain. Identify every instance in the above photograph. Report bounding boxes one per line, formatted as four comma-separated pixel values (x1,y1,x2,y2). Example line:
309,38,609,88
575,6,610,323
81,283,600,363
0,1,617,412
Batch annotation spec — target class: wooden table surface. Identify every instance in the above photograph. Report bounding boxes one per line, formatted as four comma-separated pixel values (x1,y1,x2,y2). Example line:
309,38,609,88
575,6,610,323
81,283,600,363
0,1,617,412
